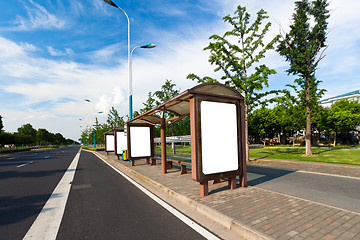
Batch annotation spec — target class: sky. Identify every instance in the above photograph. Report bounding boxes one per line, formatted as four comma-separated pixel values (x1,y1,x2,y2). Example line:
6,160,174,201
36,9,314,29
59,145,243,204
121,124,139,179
0,0,359,141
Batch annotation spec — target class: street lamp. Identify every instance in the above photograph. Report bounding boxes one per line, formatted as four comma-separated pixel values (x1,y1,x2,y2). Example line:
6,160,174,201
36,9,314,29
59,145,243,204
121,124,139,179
129,44,156,119
103,1,156,120
103,0,131,119
84,99,103,148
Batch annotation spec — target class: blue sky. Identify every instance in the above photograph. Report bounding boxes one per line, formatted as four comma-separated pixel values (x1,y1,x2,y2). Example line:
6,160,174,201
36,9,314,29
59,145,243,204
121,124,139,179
0,0,359,141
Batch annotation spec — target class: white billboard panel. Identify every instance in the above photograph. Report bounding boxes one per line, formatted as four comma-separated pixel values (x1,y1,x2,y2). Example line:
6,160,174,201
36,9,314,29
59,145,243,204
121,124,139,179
105,134,115,152
116,131,127,154
200,101,239,175
130,126,151,157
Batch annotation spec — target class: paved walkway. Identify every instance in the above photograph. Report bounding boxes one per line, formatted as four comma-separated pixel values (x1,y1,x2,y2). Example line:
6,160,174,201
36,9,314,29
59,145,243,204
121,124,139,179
94,151,360,240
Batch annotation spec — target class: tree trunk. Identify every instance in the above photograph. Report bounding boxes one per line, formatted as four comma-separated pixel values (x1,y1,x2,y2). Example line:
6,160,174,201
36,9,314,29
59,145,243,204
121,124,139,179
305,77,312,156
333,132,337,147
245,104,249,162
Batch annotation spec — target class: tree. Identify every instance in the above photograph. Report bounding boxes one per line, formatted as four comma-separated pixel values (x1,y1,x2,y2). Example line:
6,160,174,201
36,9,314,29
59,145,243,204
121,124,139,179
17,123,37,143
107,107,124,129
154,79,179,105
187,5,279,160
326,99,360,146
36,128,52,145
249,108,278,144
154,79,181,137
277,0,329,155
140,92,156,114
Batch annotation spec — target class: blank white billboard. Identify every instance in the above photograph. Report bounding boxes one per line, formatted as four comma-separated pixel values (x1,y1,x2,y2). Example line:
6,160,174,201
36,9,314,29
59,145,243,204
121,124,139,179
130,126,151,157
116,131,127,155
105,134,115,152
200,101,239,175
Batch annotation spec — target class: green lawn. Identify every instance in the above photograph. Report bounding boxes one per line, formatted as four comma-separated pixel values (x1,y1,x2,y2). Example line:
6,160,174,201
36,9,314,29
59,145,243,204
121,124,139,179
156,145,360,165
250,147,360,165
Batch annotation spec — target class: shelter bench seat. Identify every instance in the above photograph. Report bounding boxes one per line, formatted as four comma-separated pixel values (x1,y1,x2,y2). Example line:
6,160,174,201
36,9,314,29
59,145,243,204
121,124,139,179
153,157,190,175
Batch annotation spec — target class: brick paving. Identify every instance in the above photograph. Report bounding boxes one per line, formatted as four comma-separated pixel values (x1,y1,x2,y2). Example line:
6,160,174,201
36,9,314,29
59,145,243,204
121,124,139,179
94,151,360,240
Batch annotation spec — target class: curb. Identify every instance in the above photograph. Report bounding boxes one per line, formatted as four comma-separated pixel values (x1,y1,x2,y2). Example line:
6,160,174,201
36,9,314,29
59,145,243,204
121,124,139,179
92,151,270,240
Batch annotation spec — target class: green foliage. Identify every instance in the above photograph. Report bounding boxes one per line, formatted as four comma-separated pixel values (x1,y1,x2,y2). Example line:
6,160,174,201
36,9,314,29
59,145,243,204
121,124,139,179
0,147,32,153
326,99,360,133
188,5,280,111
139,92,156,114
154,79,179,105
107,107,124,129
277,0,330,154
187,5,280,160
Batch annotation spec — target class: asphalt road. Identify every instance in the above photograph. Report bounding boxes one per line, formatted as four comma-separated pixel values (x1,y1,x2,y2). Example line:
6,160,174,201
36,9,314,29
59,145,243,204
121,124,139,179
56,150,207,240
247,165,360,213
0,146,80,240
0,148,211,240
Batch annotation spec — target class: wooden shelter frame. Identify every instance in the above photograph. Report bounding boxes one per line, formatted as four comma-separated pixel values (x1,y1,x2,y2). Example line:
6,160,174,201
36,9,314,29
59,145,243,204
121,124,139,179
125,83,247,196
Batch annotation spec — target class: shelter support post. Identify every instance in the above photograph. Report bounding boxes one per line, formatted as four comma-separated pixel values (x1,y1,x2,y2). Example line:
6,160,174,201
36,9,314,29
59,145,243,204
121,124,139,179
228,176,236,190
200,181,208,197
240,164,247,187
161,117,167,174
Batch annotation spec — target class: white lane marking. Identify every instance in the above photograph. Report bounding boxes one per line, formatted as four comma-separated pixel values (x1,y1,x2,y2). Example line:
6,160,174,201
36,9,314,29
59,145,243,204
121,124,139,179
296,170,360,181
93,152,220,240
17,161,34,168
23,149,81,240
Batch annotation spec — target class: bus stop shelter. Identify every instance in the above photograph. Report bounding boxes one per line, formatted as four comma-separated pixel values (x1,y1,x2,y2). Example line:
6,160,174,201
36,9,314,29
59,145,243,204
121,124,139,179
125,82,247,196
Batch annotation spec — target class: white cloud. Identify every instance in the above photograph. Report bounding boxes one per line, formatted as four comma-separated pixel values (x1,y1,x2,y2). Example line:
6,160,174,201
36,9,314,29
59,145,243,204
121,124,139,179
47,46,74,56
14,0,66,30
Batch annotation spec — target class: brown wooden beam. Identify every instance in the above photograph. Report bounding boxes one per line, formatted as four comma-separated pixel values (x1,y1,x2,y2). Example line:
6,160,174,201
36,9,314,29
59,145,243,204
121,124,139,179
161,116,167,174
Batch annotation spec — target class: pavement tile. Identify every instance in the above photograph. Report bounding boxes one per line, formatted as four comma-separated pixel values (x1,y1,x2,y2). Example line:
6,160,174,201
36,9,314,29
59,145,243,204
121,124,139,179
323,234,337,240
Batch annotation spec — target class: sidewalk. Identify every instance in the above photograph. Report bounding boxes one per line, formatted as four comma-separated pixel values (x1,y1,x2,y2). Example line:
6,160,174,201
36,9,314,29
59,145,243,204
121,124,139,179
94,151,360,240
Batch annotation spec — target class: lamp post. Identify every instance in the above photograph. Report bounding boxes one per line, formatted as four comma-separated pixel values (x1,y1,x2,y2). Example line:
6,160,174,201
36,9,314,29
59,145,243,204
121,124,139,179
129,44,156,118
103,0,131,119
103,1,156,120
84,99,103,148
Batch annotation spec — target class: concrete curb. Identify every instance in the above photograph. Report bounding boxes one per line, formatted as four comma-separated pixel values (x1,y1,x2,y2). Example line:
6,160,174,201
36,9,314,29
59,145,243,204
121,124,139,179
92,151,271,240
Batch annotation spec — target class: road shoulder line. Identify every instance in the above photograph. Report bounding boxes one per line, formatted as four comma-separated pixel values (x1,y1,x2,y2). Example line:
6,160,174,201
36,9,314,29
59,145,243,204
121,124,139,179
23,149,81,240
91,150,270,240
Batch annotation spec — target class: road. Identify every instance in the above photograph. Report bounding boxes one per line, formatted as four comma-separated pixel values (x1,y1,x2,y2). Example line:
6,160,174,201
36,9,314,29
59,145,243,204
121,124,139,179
0,146,80,240
247,165,360,213
0,148,214,240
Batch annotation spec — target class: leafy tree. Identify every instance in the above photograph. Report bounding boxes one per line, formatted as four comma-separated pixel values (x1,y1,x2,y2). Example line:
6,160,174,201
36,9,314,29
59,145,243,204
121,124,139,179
187,5,280,160
249,108,277,144
277,0,330,155
36,128,52,145
154,79,181,137
107,107,124,129
140,92,156,114
53,133,66,145
154,79,179,105
0,132,14,146
17,123,37,143
325,99,360,146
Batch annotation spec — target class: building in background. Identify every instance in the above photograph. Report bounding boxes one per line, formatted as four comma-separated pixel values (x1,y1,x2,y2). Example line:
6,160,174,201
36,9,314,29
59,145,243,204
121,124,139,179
320,90,360,108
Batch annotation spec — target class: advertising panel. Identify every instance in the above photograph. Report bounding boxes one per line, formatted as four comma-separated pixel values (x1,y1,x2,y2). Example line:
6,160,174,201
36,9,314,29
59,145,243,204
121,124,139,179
105,134,115,152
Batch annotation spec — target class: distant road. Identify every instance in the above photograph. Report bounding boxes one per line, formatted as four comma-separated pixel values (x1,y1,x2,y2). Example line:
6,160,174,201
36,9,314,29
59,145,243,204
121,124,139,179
247,165,360,213
0,146,80,240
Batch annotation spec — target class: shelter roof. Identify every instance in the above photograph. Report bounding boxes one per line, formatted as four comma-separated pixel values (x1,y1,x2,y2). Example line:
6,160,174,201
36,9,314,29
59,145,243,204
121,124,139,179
105,126,124,134
126,83,243,126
